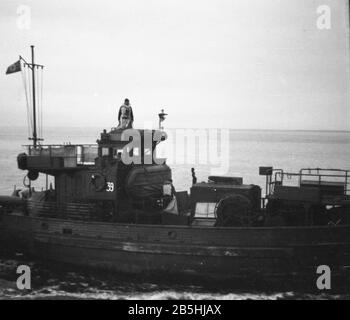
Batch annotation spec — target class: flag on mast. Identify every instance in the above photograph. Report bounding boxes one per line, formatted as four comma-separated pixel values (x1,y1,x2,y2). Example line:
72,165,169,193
5,60,21,74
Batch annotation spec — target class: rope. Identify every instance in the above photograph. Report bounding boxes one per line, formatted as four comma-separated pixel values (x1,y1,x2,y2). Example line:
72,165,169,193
26,64,33,132
40,66,44,140
21,64,30,137
36,67,40,140
34,66,44,142
21,63,32,137
36,66,41,140
35,66,38,139
20,59,45,143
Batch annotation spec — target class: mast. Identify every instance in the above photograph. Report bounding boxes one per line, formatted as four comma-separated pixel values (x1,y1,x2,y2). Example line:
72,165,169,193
8,45,44,147
348,0,350,114
31,45,37,147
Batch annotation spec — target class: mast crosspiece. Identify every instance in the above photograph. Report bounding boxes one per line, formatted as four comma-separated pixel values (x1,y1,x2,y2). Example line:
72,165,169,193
20,46,45,147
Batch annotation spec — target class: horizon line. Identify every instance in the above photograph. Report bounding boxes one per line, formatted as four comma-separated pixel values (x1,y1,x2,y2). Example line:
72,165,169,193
0,125,349,133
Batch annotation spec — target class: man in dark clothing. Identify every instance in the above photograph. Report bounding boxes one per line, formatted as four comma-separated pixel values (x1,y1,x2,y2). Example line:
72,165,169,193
117,98,134,129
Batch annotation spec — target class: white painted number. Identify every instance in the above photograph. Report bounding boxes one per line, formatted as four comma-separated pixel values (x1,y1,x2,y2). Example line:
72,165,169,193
106,182,114,192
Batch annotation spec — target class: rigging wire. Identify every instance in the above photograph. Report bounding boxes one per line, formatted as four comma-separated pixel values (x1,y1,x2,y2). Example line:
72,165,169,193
21,63,32,138
38,67,42,141
34,65,44,142
39,66,44,141
28,65,34,136
35,66,40,140
26,63,33,135
20,57,45,144
21,63,30,138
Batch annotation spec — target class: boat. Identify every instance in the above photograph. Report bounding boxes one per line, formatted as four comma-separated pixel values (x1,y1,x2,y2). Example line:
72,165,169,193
1,47,350,288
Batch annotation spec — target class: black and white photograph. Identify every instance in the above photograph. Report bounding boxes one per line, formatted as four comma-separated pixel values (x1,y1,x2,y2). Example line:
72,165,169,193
0,0,349,304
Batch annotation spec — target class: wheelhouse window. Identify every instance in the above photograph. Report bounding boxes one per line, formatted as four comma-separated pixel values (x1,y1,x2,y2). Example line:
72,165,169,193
113,148,124,158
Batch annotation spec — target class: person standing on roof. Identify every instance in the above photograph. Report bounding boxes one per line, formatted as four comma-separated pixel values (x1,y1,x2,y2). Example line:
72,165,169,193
117,98,134,129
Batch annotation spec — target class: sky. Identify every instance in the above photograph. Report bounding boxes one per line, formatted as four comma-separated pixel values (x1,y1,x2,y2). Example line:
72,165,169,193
0,0,349,130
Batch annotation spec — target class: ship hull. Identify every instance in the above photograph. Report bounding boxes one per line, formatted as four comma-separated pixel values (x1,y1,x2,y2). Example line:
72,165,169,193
1,213,350,287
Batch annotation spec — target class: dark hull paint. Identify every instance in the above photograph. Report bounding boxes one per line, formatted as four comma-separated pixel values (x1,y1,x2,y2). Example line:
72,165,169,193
1,213,350,285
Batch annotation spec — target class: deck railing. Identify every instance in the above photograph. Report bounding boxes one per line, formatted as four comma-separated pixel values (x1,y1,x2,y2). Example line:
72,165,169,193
269,168,350,197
